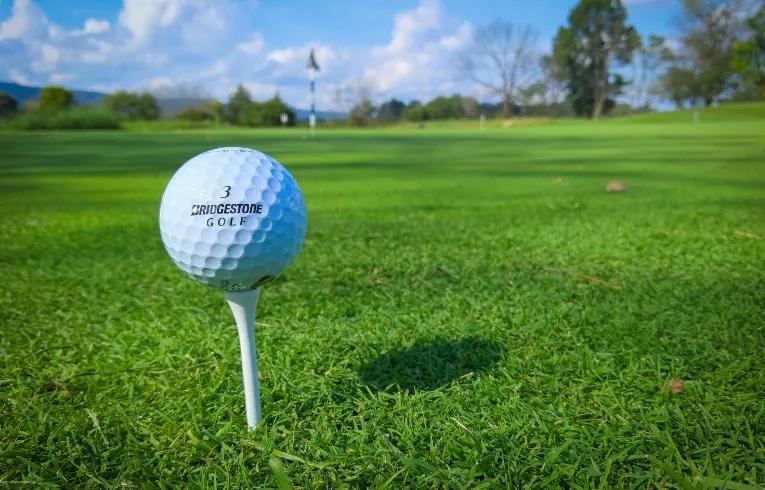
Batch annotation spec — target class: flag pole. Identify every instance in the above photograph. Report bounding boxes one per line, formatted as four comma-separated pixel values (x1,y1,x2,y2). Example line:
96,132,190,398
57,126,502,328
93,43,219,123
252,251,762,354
307,49,320,137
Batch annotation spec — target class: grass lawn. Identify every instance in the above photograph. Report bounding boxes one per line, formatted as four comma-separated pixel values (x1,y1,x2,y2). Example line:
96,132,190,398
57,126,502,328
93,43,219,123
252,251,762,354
1,107,764,487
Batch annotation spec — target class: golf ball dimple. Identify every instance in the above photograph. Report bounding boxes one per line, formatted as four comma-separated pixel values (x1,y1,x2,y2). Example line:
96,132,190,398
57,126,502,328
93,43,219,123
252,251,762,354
159,147,307,291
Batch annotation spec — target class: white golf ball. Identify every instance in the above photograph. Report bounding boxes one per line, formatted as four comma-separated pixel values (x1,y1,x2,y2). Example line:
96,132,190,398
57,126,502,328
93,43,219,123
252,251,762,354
159,147,307,291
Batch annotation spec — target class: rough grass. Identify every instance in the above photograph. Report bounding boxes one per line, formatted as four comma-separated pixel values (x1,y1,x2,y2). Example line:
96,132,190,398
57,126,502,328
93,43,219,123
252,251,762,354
0,112,763,487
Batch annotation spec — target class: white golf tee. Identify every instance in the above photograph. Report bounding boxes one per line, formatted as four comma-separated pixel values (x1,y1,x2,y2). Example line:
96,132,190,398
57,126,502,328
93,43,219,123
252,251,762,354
225,288,262,430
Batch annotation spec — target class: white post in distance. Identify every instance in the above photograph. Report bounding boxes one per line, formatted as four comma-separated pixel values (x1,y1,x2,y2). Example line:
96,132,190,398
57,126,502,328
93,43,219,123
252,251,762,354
225,288,262,429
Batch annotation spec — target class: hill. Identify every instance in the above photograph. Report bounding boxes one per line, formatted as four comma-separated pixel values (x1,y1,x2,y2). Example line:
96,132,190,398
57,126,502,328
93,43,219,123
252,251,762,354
292,107,347,122
0,81,105,106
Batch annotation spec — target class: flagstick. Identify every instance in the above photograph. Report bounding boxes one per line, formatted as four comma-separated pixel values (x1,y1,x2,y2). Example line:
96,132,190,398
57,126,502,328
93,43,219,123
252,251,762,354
225,288,262,430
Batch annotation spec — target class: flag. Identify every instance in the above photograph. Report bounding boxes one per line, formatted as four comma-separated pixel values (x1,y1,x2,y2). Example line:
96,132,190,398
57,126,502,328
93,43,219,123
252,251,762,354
307,49,320,71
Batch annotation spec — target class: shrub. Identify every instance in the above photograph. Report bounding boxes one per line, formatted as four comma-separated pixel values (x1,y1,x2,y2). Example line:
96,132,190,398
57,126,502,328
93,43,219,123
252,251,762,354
245,97,295,126
38,86,74,112
0,91,18,119
424,95,464,119
103,91,159,120
404,102,427,122
8,108,120,130
176,107,215,121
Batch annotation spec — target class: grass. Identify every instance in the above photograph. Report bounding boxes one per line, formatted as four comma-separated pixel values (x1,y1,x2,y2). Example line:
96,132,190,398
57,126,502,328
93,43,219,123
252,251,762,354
0,106,764,487
4,108,121,130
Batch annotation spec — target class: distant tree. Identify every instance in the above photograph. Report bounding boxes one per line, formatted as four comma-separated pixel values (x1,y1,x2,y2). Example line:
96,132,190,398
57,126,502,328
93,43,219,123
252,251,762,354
517,81,546,111
349,100,376,126
552,0,640,118
0,91,18,119
244,96,295,127
461,96,480,118
731,4,765,99
540,54,567,106
377,98,406,122
424,95,465,119
659,67,701,107
175,100,224,122
205,100,225,122
177,107,215,121
227,85,253,125
660,0,747,106
137,93,159,120
334,82,376,126
459,21,540,117
103,91,159,120
631,35,675,108
38,86,73,111
404,101,427,122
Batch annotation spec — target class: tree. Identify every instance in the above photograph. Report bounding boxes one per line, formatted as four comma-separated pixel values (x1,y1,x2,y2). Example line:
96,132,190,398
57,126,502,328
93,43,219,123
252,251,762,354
227,85,252,125
552,0,640,118
658,66,701,107
243,96,294,127
177,107,215,121
404,101,427,122
103,91,159,120
349,100,376,126
660,0,747,106
731,4,765,99
38,86,73,112
459,21,540,117
202,100,225,122
377,98,406,122
461,96,480,118
540,54,567,105
0,91,18,119
424,95,465,119
631,35,675,108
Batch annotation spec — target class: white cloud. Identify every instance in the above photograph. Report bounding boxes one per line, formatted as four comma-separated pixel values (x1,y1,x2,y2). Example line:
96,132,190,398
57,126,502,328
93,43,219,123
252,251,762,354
0,0,48,41
118,0,183,44
31,43,59,72
238,34,264,55
243,81,279,99
49,72,74,84
0,0,478,109
384,0,441,55
8,68,30,84
354,0,473,101
82,18,110,35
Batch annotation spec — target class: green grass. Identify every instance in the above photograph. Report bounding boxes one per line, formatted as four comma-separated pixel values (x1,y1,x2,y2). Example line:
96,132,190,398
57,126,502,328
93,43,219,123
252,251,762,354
612,101,765,124
1,109,764,487
4,108,121,130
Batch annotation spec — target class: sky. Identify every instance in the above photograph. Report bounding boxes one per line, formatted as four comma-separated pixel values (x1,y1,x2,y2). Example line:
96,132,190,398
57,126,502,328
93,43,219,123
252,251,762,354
0,0,683,110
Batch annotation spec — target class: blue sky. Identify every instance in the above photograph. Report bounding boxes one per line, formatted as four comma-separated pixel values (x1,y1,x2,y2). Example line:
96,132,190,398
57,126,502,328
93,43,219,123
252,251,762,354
0,0,682,109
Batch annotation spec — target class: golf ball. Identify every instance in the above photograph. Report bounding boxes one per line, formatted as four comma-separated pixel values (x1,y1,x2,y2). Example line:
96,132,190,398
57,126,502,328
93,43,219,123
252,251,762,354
159,147,307,291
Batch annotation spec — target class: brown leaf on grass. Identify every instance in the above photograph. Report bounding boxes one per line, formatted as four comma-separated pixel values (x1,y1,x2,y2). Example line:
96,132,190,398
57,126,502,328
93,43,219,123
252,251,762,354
667,379,685,395
543,267,622,290
734,230,763,240
605,181,627,192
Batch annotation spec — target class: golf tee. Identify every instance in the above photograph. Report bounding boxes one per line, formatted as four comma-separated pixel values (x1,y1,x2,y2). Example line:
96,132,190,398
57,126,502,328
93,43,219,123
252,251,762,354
225,288,262,430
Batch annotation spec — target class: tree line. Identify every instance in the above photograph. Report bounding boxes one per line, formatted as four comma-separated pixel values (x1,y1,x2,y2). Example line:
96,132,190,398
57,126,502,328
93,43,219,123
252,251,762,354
1,0,761,127
0,83,298,129
348,0,764,122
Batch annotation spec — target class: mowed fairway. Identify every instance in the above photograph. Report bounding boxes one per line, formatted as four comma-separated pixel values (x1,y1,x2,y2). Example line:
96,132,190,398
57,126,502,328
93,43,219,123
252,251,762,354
1,111,764,487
